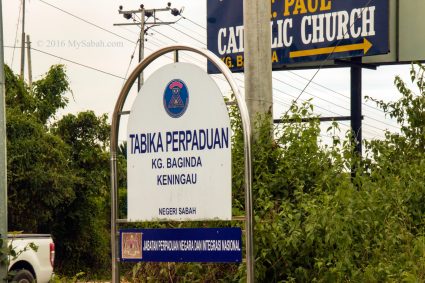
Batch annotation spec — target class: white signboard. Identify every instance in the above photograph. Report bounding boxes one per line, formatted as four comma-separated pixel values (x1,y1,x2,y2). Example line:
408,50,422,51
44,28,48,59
127,63,232,221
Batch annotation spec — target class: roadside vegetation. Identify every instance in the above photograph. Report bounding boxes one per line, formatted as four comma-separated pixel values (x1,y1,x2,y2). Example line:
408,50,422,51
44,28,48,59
5,64,125,278
4,63,425,282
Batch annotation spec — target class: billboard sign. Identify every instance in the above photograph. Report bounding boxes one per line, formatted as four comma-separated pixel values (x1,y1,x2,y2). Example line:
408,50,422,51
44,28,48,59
127,63,232,221
120,228,242,263
207,0,389,73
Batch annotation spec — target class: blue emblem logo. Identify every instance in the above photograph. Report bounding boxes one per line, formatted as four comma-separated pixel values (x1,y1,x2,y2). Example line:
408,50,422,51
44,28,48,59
163,79,189,118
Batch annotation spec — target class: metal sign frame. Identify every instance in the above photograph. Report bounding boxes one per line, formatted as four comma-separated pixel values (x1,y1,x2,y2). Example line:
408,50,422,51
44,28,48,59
110,45,254,282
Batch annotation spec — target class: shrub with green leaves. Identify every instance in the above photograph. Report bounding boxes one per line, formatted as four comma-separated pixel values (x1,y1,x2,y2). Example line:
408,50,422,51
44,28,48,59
126,63,425,282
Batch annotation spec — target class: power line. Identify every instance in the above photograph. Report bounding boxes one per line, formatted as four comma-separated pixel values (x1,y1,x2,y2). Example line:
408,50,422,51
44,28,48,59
37,0,136,44
289,0,375,106
144,20,388,139
271,81,387,133
278,70,400,131
11,0,23,68
182,8,398,135
175,21,205,40
273,75,399,130
121,38,140,87
134,29,386,140
176,15,357,112
151,13,393,129
4,46,125,80
166,18,363,120
35,0,346,119
34,0,394,137
183,13,394,125
286,70,391,115
203,70,356,132
273,76,350,112
181,16,206,30
155,17,206,46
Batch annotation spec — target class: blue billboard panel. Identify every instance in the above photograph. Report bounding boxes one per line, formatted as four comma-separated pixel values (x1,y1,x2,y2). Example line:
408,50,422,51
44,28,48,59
120,227,242,263
207,0,389,73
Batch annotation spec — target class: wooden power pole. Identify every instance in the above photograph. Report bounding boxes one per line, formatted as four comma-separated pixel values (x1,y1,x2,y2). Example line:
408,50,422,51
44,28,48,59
20,0,26,79
26,35,33,87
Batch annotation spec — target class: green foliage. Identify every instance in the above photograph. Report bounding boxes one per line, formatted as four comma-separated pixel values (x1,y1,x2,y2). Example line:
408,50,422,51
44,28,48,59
51,111,112,276
365,63,425,163
6,66,75,233
50,271,86,283
249,64,425,282
5,61,425,281
5,64,69,124
32,65,70,124
127,64,425,282
5,65,122,277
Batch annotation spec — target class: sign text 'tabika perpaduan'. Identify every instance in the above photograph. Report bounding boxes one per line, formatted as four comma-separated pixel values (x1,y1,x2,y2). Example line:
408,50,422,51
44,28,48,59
127,63,232,222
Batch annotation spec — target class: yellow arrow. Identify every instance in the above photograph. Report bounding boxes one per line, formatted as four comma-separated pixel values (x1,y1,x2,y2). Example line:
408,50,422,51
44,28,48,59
289,38,373,58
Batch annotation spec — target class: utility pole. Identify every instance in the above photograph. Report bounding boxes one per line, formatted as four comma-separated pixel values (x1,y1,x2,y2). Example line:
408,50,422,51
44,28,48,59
243,0,273,281
26,35,33,88
244,0,273,132
111,5,182,282
137,9,145,91
0,0,8,281
114,3,182,92
20,0,26,79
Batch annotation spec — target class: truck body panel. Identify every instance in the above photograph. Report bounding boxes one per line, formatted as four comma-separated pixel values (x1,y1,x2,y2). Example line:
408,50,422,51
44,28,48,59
8,234,54,283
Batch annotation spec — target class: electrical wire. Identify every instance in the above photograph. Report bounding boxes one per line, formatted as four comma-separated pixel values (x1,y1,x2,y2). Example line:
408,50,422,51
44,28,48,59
154,17,206,46
273,76,350,112
145,35,385,138
175,21,205,40
273,75,399,130
33,0,394,139
11,0,23,67
181,12,397,129
178,15,354,110
121,38,140,86
147,10,395,139
286,70,390,115
5,45,126,79
181,16,206,30
288,0,375,107
37,0,136,44
277,71,400,130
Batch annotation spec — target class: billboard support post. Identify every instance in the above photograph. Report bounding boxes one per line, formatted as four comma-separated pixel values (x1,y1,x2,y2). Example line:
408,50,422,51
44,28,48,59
351,57,362,176
110,45,253,283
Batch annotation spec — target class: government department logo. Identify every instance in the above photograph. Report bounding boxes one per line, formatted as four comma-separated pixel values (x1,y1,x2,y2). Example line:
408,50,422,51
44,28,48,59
121,232,143,260
163,79,189,118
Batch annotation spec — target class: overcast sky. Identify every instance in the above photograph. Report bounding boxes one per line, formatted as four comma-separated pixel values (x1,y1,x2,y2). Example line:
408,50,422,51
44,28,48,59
3,0,413,143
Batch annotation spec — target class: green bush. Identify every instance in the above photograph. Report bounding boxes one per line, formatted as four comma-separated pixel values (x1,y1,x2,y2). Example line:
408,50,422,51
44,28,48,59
126,63,425,282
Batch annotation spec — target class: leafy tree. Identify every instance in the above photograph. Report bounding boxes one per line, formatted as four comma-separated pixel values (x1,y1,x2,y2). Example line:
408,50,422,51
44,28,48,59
32,65,70,124
5,65,75,233
5,65,123,277
51,111,112,275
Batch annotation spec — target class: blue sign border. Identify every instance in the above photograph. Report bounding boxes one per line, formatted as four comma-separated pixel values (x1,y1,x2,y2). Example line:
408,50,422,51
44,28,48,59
120,227,242,263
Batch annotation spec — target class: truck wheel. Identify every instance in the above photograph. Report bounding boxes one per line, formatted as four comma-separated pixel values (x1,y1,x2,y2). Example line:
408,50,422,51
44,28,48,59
11,269,35,283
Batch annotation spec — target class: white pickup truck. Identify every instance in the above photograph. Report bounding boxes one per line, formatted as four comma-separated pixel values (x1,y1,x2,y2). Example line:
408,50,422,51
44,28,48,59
8,234,55,283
